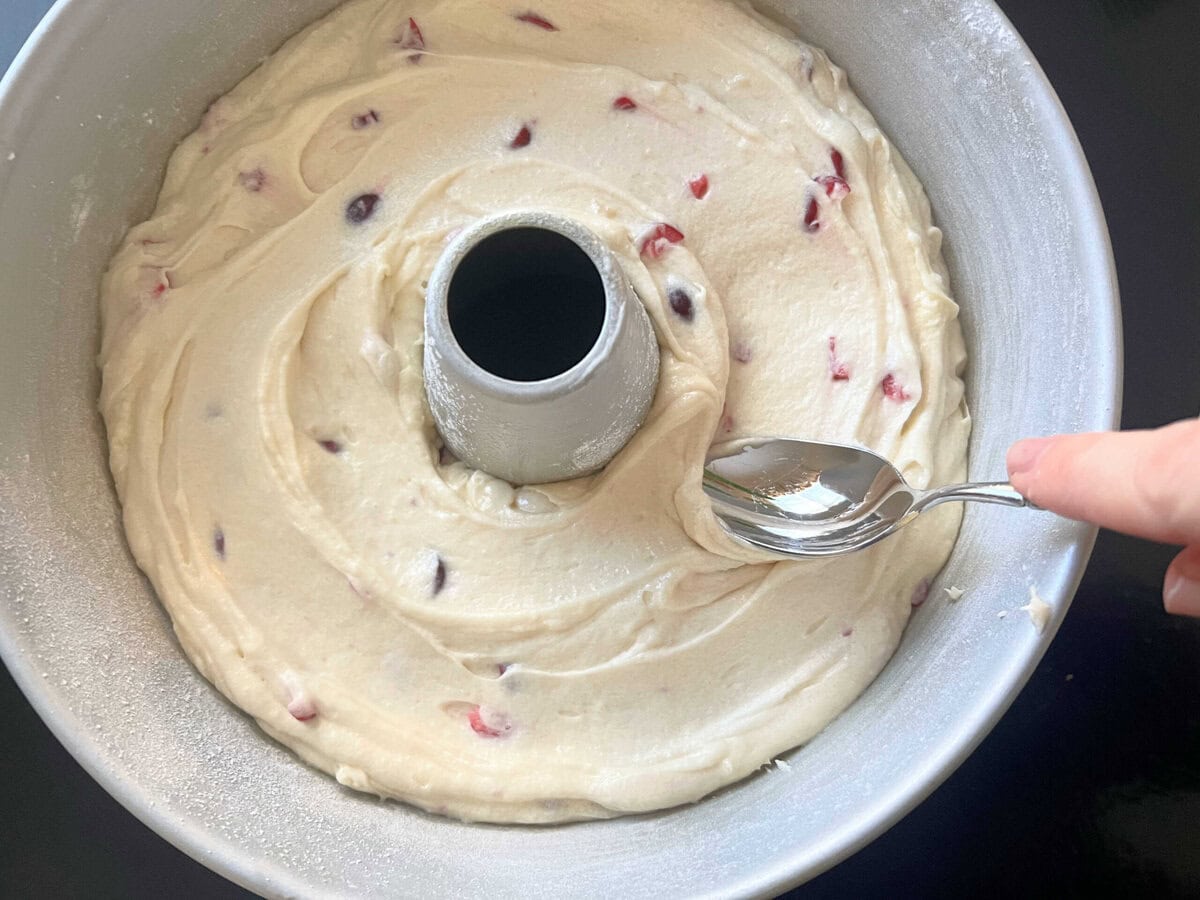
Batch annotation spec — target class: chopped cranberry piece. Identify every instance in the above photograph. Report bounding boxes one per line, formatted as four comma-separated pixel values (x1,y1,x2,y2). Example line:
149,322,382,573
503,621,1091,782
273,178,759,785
467,704,511,738
395,16,425,51
515,11,557,30
318,439,342,454
288,697,317,722
688,173,710,200
802,194,820,233
831,148,846,179
732,340,753,364
433,556,447,595
213,528,226,560
351,109,381,129
509,123,533,149
814,174,850,200
347,574,371,600
828,336,850,381
881,373,910,402
638,222,685,259
911,578,931,608
841,626,854,637
237,168,267,192
612,95,637,111
798,52,815,82
346,192,381,224
667,287,694,321
497,662,510,676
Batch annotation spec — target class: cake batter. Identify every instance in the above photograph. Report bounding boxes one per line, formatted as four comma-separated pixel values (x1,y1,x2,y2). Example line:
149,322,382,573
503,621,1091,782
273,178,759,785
99,0,970,822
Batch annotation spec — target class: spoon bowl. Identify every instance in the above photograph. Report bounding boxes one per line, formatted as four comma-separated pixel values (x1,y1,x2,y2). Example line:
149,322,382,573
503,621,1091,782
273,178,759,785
704,438,1032,558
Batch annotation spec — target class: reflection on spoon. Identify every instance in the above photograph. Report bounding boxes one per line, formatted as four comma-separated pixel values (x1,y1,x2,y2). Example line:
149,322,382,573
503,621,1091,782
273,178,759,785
704,438,1035,558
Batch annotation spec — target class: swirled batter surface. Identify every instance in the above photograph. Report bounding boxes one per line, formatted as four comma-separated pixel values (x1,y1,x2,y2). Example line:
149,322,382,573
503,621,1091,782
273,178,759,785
100,0,970,822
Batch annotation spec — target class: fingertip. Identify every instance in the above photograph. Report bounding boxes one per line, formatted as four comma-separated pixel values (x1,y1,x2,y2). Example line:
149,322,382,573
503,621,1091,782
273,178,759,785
1164,570,1200,618
1164,546,1200,618
1007,437,1053,482
1003,423,1200,544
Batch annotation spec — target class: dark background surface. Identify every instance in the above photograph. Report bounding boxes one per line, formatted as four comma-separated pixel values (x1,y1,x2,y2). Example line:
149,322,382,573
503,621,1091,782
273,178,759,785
2,0,1199,897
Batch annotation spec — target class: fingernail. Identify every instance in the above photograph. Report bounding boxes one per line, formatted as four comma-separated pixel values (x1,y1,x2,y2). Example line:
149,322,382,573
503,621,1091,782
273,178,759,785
1007,437,1052,478
1164,570,1200,618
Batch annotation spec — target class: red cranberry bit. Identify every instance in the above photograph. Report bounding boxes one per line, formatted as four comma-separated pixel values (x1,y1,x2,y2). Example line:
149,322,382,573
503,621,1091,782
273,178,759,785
911,578,931,608
639,222,685,259
318,439,342,454
831,148,846,179
732,340,753,364
798,52,815,82
515,11,557,30
346,192,380,224
467,705,511,738
213,527,226,560
496,663,510,676
719,408,735,434
881,373,910,402
433,556,447,595
351,109,381,129
667,287,694,321
612,95,637,111
347,574,371,601
841,626,854,638
828,336,850,381
237,168,267,192
288,696,317,722
815,149,850,200
688,173,710,200
395,16,425,53
509,123,533,149
814,174,850,200
137,265,170,302
802,194,821,233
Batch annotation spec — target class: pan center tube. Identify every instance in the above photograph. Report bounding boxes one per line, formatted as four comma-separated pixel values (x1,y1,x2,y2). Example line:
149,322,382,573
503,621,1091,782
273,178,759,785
423,211,661,485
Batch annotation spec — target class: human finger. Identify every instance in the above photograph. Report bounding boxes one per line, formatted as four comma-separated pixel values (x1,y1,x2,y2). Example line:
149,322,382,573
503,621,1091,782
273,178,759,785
1006,420,1200,546
1164,544,1200,618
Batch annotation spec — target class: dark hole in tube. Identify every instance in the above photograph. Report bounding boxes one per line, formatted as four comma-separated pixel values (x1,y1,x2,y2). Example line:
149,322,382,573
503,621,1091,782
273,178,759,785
448,227,606,382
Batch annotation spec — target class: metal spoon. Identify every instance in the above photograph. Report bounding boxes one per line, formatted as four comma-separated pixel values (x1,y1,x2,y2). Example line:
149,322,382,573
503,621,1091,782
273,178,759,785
703,438,1033,558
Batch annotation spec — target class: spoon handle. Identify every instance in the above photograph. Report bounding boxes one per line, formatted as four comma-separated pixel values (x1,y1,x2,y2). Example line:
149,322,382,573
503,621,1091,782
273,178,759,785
912,481,1034,513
